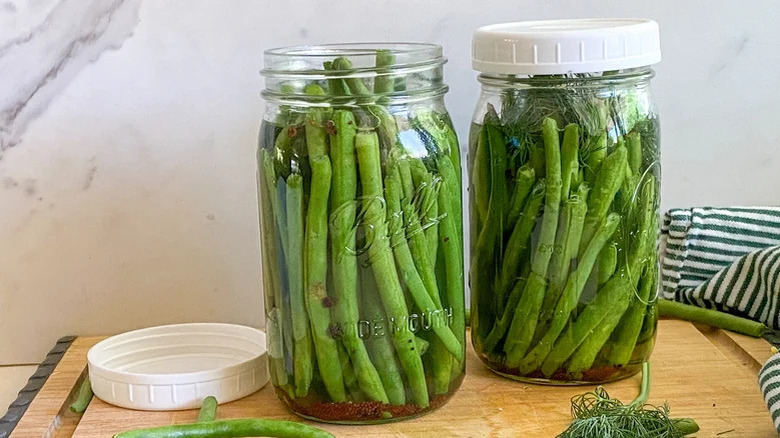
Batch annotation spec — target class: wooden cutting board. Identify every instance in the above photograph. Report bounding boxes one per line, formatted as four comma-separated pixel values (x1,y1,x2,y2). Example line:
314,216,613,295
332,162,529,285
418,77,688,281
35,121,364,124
9,320,777,438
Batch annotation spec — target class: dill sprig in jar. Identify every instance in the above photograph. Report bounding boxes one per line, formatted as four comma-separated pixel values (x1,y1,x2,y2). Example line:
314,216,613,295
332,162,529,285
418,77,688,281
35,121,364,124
468,19,662,384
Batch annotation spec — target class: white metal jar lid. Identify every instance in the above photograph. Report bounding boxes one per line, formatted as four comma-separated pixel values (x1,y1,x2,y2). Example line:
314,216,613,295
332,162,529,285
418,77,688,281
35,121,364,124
472,18,661,75
87,323,269,411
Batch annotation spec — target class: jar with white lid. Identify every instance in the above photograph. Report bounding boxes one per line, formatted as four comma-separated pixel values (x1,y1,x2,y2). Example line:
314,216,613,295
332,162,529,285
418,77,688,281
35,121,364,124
468,19,662,384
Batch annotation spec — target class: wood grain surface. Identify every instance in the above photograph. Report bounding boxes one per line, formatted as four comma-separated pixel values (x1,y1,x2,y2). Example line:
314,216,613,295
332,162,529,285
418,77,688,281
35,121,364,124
11,319,777,437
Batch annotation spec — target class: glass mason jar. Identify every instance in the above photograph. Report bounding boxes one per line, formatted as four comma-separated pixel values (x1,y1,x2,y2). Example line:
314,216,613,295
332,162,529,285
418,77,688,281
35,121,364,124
258,43,465,423
469,20,662,384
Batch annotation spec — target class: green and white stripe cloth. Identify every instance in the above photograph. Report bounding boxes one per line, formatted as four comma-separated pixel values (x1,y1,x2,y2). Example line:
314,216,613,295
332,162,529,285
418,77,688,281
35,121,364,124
760,354,780,431
660,206,780,431
661,207,780,328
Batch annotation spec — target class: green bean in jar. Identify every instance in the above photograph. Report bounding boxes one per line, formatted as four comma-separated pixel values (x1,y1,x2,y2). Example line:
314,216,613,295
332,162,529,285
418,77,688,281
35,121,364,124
469,19,662,384
258,43,465,423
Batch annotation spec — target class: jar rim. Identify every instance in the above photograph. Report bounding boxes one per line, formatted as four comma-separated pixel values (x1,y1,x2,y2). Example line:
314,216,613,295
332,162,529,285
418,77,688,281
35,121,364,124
477,66,655,87
262,42,445,77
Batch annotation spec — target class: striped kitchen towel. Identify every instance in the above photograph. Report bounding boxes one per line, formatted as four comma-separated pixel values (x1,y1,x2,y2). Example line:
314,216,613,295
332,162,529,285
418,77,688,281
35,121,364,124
661,207,780,329
760,353,780,431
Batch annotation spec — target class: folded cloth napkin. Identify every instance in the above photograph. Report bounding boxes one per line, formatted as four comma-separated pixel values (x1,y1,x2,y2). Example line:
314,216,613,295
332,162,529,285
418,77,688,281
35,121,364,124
660,206,780,432
760,354,780,431
661,207,780,328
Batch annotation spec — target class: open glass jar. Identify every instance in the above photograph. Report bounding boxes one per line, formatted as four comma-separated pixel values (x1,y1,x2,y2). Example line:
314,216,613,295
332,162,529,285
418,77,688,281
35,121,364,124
258,43,465,423
469,20,662,384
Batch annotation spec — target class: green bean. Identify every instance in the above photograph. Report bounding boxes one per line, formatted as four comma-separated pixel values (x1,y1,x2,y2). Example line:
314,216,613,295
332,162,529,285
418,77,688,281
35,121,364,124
439,113,463,196
407,160,442,308
374,49,395,94
481,263,530,354
600,263,657,366
337,342,363,401
196,396,218,423
423,179,440,265
658,299,766,338
529,143,546,178
304,155,346,402
258,152,290,387
331,56,398,158
385,170,462,361
360,269,406,405
436,154,466,377
536,187,589,337
540,272,632,377
304,85,328,157
560,124,580,200
69,377,93,414
471,107,507,339
429,335,452,395
262,152,288,259
518,213,620,374
472,125,490,225
323,61,350,96
548,176,657,375
603,182,662,365
495,179,546,310
442,121,463,209
505,166,536,230
332,57,371,95
504,117,563,365
596,243,618,286
408,160,435,244
355,131,429,408
414,336,431,355
626,131,642,174
565,183,591,264
566,284,633,374
578,146,627,255
113,419,335,438
265,309,287,387
436,153,465,310
328,110,388,403
395,156,416,200
583,133,606,185
285,174,313,397
415,109,463,240
543,198,575,312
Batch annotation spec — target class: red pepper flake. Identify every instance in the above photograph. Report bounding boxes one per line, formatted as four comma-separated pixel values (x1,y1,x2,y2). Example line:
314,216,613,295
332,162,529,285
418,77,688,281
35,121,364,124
324,120,337,136
327,323,343,339
321,296,335,308
277,389,452,422
489,360,629,383
287,125,304,138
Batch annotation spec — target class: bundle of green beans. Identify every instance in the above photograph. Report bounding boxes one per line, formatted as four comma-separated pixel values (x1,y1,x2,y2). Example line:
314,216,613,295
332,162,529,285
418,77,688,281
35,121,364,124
258,51,465,420
469,75,661,382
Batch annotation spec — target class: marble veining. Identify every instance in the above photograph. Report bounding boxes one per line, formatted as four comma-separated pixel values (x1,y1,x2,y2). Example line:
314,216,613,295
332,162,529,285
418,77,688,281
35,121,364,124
0,0,141,152
0,0,779,366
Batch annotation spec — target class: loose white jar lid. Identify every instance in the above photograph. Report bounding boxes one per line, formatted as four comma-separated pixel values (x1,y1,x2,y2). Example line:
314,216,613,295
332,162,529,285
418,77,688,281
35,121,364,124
472,18,661,75
87,323,269,411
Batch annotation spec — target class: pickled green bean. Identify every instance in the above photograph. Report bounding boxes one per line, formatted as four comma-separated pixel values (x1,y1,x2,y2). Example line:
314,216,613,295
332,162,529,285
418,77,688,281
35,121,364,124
504,117,563,365
518,213,620,374
328,110,388,403
355,131,429,408
385,170,462,361
505,166,536,230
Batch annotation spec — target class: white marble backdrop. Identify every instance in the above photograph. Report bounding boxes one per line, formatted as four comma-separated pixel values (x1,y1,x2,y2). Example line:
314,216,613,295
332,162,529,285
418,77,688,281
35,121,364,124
2,0,779,363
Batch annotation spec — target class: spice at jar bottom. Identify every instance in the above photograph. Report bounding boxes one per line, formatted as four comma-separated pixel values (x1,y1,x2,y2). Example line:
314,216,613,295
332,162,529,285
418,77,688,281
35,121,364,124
258,43,466,423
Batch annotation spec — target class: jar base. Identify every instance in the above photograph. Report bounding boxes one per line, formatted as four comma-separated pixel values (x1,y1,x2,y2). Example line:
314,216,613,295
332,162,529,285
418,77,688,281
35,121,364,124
482,360,643,385
275,374,464,424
